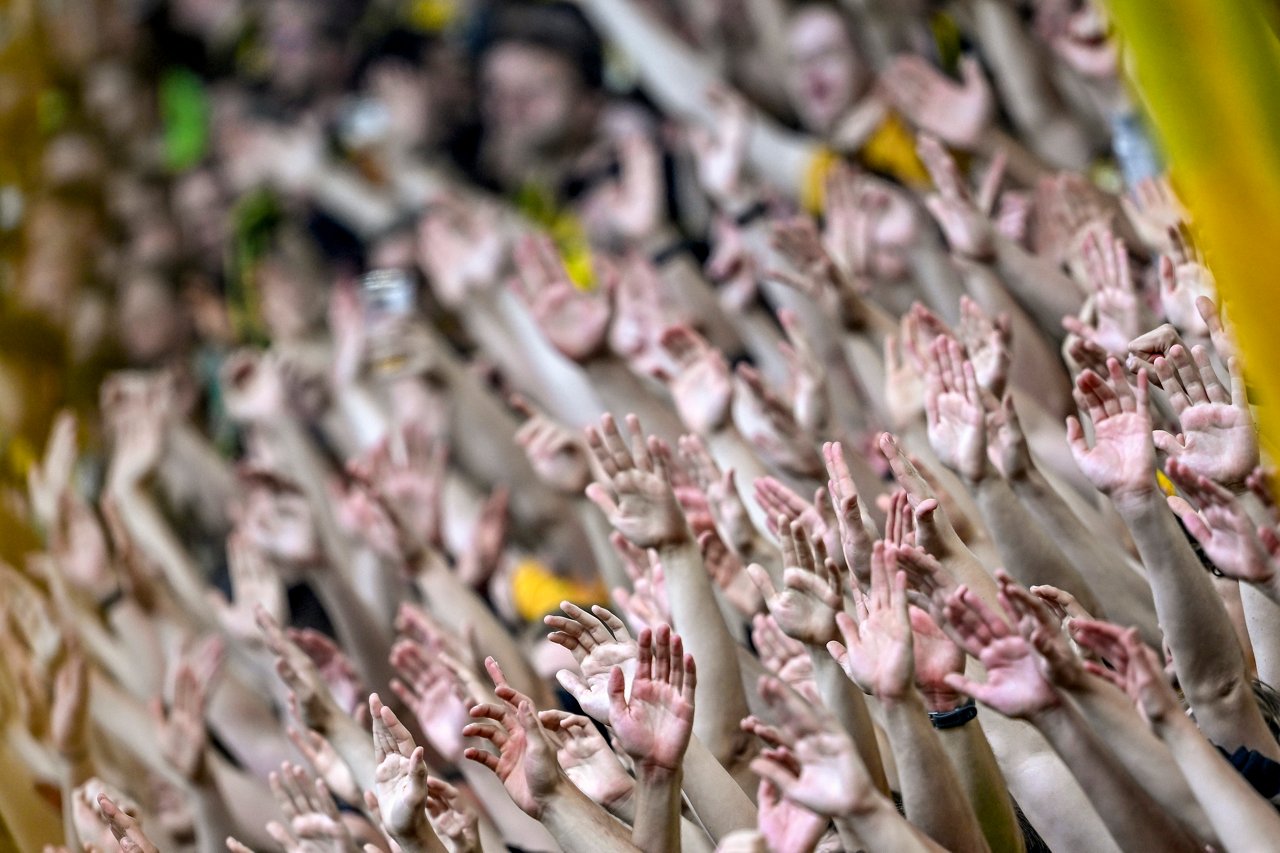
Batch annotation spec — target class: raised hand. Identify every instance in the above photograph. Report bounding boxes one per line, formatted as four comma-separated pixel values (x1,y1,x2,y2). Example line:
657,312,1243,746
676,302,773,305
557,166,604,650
750,520,843,646
425,778,481,853
924,335,989,483
744,676,878,817
538,710,634,810
28,410,76,531
267,762,358,853
1066,230,1151,357
658,325,733,434
1165,460,1277,589
907,601,967,712
757,775,829,853
51,488,115,601
258,608,347,734
680,434,753,553
940,585,1060,719
689,86,752,208
51,644,89,764
916,135,996,261
511,395,592,495
369,693,433,840
1158,229,1214,337
511,234,611,362
213,532,286,646
290,629,368,721
733,363,824,477
1120,176,1186,253
97,793,161,853
698,527,762,616
585,413,689,548
286,722,362,807
153,658,213,782
828,543,914,700
1066,359,1155,502
1150,344,1257,490
418,196,505,309
544,602,639,722
1073,621,1182,727
996,571,1089,690
220,350,289,424
956,296,1012,397
882,55,994,149
594,133,665,245
389,639,474,763
823,441,874,582
462,658,563,818
778,309,831,438
607,625,696,772
348,423,447,558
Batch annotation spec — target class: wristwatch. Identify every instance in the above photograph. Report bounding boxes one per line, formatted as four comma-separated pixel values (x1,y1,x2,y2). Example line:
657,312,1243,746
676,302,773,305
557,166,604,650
928,697,978,729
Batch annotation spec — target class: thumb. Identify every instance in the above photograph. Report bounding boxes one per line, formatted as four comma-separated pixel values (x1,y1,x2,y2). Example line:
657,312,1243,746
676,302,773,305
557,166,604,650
606,665,627,717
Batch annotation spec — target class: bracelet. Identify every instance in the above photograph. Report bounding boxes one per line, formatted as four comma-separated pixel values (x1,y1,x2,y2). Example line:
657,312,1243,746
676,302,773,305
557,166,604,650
929,698,977,729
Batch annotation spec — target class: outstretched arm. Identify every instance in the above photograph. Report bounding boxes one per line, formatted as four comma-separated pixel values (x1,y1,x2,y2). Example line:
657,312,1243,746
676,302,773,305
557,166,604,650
584,414,752,769
1067,358,1278,760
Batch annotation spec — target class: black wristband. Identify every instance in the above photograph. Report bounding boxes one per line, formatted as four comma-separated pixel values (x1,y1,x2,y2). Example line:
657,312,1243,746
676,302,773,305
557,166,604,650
651,238,695,267
929,698,977,729
730,200,769,228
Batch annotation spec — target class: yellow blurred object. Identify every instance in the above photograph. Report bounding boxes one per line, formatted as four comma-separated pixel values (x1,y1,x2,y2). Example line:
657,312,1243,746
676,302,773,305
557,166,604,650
511,558,608,622
801,113,932,214
1104,0,1280,467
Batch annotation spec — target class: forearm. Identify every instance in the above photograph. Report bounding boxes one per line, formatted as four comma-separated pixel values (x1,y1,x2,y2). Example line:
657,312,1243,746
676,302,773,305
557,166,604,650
632,767,682,853
1158,715,1280,850
1008,469,1159,643
1115,491,1278,758
1029,702,1200,853
990,237,1084,338
932,717,1024,853
971,473,1102,616
583,359,686,444
107,485,214,628
657,539,751,764
1240,580,1280,687
679,734,758,841
705,426,775,540
414,557,553,709
832,796,946,853
309,567,397,695
1059,677,1217,845
967,0,1091,169
459,762,560,852
956,262,1072,415
541,778,643,853
881,692,989,853
808,650,889,795
190,754,241,853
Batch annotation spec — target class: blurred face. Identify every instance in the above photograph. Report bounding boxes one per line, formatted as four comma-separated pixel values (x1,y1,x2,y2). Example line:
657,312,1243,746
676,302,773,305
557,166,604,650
1039,0,1117,79
785,6,866,135
868,180,919,280
241,484,319,567
481,44,583,153
118,274,183,363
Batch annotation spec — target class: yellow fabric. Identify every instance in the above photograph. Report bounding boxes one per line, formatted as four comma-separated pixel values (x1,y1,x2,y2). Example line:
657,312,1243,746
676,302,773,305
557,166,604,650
407,0,458,32
511,559,608,621
513,183,596,290
801,113,931,214
1103,0,1280,469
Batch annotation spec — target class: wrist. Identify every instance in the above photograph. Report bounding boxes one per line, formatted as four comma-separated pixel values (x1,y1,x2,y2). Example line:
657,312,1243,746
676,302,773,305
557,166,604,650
880,688,924,714
920,688,967,714
1110,485,1161,517
636,762,682,782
